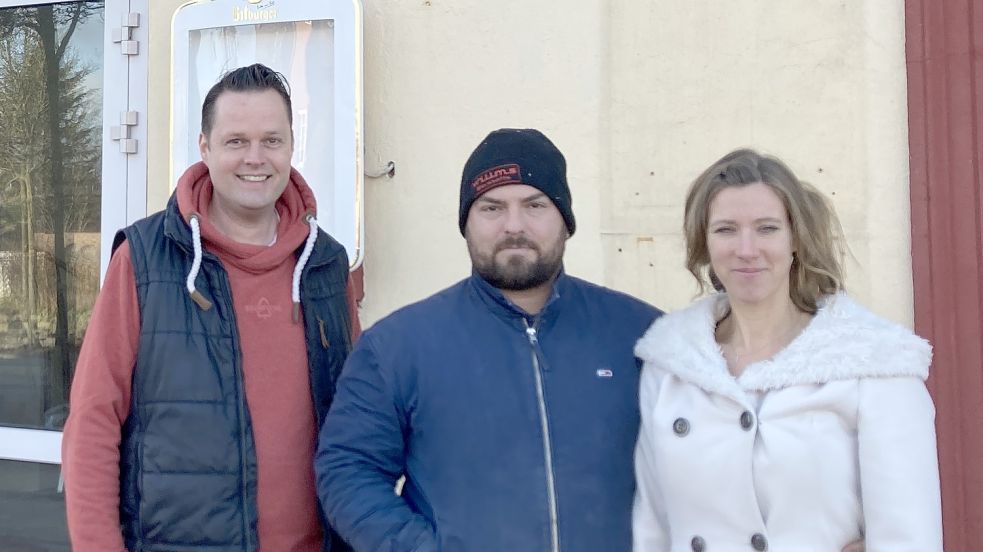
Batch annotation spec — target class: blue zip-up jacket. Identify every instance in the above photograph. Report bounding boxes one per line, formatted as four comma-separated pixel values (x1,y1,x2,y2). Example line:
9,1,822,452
117,195,354,552
316,271,661,551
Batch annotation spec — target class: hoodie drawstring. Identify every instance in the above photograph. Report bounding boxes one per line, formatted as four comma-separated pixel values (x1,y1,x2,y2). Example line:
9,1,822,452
185,212,316,319
186,214,213,310
292,214,318,322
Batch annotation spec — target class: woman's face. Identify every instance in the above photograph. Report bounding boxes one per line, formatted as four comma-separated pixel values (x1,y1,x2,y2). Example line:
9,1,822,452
706,182,795,308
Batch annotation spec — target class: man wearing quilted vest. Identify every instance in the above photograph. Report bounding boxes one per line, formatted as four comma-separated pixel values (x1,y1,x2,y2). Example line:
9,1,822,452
62,63,359,552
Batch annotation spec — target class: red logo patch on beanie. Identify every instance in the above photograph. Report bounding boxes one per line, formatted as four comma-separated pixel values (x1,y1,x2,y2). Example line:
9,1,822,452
471,164,522,195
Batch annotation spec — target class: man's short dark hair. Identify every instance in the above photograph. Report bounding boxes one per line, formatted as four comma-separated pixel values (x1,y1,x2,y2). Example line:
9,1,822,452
200,63,293,138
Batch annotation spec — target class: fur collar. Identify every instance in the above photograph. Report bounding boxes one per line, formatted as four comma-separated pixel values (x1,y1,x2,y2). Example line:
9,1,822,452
634,292,932,401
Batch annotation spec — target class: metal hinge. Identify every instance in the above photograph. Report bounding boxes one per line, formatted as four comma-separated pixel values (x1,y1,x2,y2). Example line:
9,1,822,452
111,110,139,154
111,12,140,56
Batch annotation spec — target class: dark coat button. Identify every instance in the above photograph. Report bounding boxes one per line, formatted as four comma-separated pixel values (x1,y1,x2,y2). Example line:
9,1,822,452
751,532,768,551
690,535,706,552
740,410,754,430
673,417,690,437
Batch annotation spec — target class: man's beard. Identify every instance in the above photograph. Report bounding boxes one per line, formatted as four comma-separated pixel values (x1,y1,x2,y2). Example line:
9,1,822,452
469,235,565,291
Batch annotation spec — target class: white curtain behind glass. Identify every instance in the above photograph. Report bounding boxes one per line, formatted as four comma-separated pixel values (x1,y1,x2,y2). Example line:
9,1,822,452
187,21,336,226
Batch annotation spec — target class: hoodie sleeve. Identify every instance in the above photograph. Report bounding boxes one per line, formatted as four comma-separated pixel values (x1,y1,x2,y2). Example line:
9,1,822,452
315,334,438,552
62,241,139,552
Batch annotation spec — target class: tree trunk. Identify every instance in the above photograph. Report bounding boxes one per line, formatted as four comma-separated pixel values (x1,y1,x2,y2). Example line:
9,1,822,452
21,170,38,347
37,5,71,405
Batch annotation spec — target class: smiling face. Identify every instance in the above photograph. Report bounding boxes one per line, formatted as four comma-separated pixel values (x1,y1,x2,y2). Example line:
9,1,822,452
707,182,795,308
464,184,568,291
198,89,293,221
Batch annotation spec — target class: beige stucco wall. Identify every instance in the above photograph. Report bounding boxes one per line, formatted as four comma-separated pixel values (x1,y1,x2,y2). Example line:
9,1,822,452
146,0,913,327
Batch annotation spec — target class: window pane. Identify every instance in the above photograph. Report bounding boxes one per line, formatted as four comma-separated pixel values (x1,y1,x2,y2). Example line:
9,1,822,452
0,1,104,431
0,459,68,551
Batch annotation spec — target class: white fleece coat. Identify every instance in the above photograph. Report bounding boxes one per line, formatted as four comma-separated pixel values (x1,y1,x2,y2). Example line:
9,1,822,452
632,293,942,552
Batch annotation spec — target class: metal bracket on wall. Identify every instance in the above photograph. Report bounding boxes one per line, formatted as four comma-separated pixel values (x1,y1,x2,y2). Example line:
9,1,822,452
365,161,396,179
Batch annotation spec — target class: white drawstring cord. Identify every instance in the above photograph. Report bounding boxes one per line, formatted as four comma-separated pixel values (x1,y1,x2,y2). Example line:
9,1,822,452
292,214,318,322
186,214,212,310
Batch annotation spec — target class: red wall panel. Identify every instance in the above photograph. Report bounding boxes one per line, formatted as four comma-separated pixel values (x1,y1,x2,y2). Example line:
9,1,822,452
906,0,983,549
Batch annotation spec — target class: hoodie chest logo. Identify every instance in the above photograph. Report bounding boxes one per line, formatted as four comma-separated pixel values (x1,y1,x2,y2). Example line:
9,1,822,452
245,297,282,319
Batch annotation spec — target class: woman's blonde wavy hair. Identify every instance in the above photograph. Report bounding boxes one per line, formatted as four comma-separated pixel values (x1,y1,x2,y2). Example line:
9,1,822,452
683,149,846,314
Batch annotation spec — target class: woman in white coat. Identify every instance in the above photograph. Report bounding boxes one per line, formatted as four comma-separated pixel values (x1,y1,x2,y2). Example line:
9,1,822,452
632,149,942,552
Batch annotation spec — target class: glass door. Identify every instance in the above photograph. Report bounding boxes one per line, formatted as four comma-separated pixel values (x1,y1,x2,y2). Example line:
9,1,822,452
0,0,141,548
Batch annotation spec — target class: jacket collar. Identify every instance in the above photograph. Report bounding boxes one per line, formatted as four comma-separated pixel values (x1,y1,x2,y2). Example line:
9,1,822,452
468,268,566,324
634,292,932,402
162,193,194,252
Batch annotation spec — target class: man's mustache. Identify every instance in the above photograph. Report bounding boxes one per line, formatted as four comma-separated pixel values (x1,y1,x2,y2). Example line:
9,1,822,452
495,237,539,254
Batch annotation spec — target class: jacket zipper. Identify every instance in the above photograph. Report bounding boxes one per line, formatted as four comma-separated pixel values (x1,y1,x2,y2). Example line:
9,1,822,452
525,319,560,552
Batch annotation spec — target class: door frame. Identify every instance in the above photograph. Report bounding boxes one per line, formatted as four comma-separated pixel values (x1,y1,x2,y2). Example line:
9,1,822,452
0,0,146,467
906,0,983,547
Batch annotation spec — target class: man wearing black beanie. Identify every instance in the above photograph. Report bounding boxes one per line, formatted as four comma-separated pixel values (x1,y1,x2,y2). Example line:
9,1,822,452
458,128,576,236
317,128,662,552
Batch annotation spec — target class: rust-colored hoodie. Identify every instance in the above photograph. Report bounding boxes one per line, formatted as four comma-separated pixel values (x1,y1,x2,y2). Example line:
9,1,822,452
63,162,360,552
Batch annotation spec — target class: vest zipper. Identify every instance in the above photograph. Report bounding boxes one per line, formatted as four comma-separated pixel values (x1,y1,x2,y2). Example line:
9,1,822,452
232,350,253,551
220,269,254,552
524,319,560,552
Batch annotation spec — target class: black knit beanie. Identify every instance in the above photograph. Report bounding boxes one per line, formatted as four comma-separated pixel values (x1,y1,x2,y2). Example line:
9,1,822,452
459,128,575,236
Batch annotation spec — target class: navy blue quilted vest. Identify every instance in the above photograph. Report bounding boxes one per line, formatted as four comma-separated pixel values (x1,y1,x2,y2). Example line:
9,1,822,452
114,196,353,552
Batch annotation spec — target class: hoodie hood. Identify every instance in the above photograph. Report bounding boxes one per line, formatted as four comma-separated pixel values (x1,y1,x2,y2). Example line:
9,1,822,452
174,161,321,320
634,292,932,402
175,161,318,273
